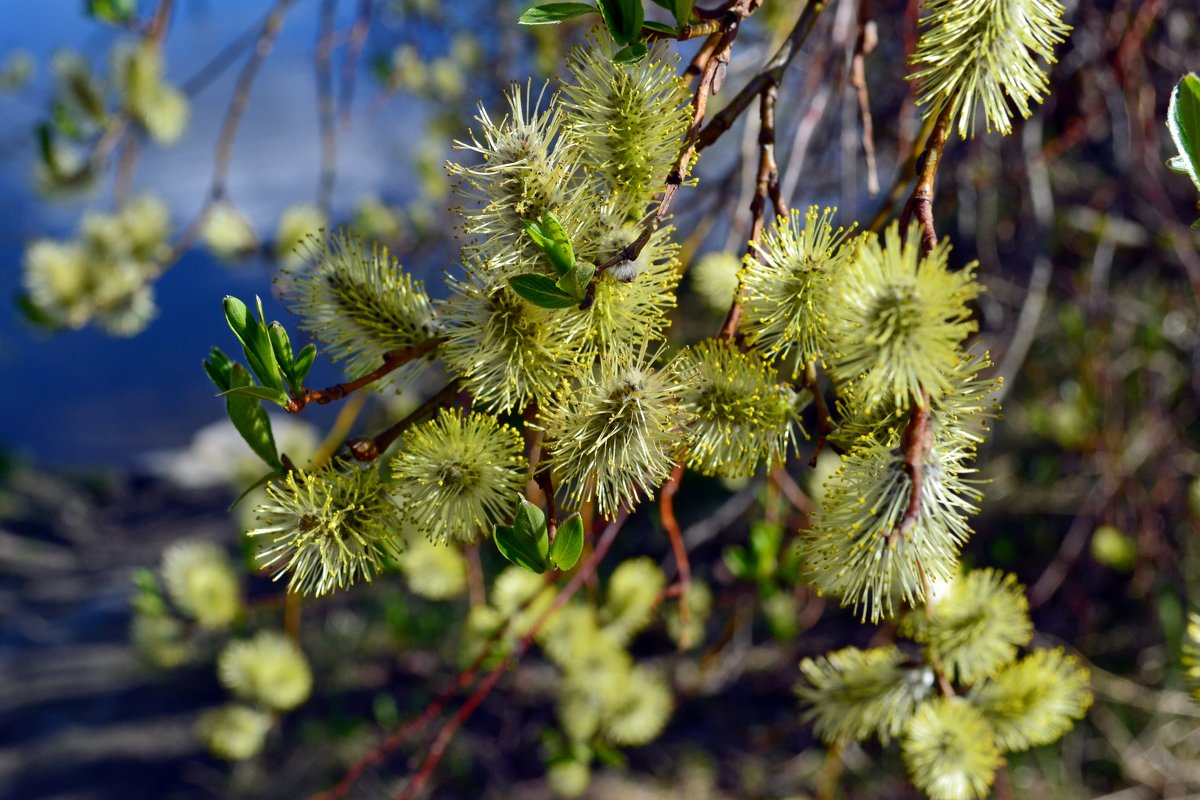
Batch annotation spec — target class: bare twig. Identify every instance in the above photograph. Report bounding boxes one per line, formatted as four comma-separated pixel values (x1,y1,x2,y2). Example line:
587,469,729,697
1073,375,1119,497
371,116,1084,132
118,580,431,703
315,0,338,212
850,2,879,196
287,338,441,413
595,1,758,277
718,83,785,343
804,361,836,466
696,0,829,151
345,381,460,461
212,0,297,202
898,103,952,256
659,460,692,647
338,0,374,125
394,510,632,800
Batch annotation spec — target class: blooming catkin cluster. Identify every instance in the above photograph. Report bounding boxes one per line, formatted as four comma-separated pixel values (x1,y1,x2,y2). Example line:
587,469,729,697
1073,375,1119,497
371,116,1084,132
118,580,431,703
390,409,528,543
545,351,692,517
249,465,404,597
797,570,1092,800
22,194,171,335
910,0,1071,137
280,231,440,392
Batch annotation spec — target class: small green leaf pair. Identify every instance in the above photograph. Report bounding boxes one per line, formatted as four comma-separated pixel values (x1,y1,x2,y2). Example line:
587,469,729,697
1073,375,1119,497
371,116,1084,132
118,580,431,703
221,295,316,404
510,212,596,308
203,347,283,471
205,296,318,471
1167,73,1200,228
494,495,585,573
519,0,696,61
85,0,136,25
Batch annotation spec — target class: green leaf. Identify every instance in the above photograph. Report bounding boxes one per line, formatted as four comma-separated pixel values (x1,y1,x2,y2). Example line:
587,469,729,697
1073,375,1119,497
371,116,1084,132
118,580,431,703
268,321,301,393
225,364,282,470
597,0,643,45
228,467,281,511
223,296,285,393
648,0,696,19
509,274,579,308
14,290,63,332
85,0,136,24
514,496,548,546
495,495,551,573
523,212,575,276
203,347,235,392
220,384,291,408
612,41,649,64
642,20,677,35
1167,73,1200,193
555,262,595,302
292,344,317,386
671,0,695,24
550,513,584,570
519,2,597,24
494,525,545,573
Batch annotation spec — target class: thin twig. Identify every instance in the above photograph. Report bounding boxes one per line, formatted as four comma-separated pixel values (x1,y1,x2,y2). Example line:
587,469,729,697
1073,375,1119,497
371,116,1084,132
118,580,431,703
345,381,460,461
594,1,758,277
180,12,266,96
696,0,829,150
315,0,338,212
804,361,835,466
898,103,952,256
288,339,442,412
394,510,631,800
659,460,692,648
311,564,562,800
850,1,879,196
212,0,297,201
339,0,374,126
718,84,784,342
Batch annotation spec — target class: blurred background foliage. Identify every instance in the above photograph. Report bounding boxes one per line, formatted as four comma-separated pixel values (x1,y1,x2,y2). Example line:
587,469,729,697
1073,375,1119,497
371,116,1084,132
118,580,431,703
1,0,1200,798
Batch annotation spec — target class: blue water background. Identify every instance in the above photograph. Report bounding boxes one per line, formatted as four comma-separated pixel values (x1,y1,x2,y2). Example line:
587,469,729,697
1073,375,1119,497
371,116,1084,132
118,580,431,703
0,1,453,468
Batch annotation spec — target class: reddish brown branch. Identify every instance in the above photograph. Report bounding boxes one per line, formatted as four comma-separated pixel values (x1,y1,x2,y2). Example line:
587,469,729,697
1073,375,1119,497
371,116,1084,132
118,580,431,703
535,467,558,543
718,83,784,343
311,560,562,800
696,0,829,151
595,2,757,277
850,2,879,196
659,460,692,647
887,398,932,546
287,338,441,413
394,510,631,800
345,380,460,461
898,103,952,257
804,361,835,466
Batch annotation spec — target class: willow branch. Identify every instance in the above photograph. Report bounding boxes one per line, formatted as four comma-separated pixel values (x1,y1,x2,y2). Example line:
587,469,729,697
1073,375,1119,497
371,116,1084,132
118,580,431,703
888,396,931,545
311,562,562,800
850,2,879,196
287,338,442,412
595,2,756,275
804,361,835,466
898,103,952,257
696,0,828,150
211,0,297,203
314,0,338,212
718,83,784,343
346,380,460,461
659,459,692,647
394,509,632,800
339,0,374,125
